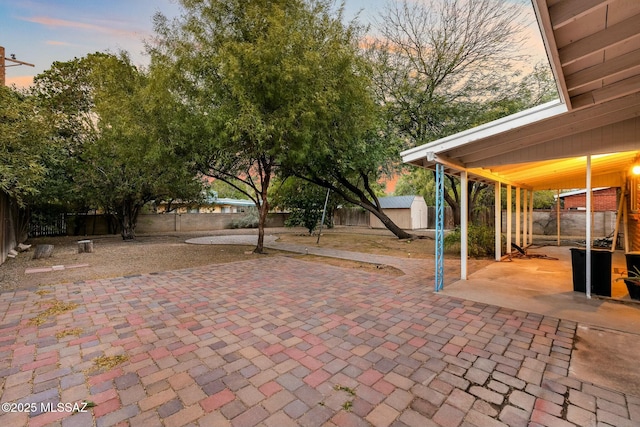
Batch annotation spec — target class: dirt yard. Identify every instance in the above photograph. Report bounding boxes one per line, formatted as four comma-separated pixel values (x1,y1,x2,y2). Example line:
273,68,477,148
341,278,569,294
1,228,441,292
275,230,437,258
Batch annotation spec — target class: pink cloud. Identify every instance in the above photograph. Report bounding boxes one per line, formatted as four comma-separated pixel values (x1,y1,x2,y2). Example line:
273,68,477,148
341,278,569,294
21,15,140,38
46,40,71,46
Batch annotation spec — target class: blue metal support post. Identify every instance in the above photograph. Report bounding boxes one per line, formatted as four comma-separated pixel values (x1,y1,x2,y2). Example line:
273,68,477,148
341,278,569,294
435,163,445,291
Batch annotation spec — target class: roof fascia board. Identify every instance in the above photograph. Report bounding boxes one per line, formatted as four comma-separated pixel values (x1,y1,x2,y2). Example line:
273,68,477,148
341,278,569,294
532,0,571,108
400,100,567,165
414,153,530,189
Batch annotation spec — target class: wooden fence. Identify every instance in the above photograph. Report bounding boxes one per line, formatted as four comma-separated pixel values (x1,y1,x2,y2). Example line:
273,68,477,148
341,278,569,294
0,192,13,265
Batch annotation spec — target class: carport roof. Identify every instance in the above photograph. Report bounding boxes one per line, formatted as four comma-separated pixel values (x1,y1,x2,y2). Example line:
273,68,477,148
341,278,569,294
401,0,640,190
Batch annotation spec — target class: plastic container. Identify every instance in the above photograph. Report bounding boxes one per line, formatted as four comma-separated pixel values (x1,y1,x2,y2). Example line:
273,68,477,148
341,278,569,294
570,248,612,297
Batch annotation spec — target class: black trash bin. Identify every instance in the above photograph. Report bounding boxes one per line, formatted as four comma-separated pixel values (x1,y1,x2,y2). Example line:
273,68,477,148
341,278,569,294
570,248,612,297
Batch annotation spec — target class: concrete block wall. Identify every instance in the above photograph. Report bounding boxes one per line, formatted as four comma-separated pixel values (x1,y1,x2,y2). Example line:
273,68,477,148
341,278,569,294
504,210,618,238
65,213,288,236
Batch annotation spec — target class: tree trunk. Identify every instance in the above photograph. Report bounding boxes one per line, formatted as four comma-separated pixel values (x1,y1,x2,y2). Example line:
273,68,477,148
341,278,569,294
253,159,273,254
296,173,412,240
255,201,268,254
373,211,414,239
451,201,461,227
119,200,140,240
120,215,136,240
368,207,413,239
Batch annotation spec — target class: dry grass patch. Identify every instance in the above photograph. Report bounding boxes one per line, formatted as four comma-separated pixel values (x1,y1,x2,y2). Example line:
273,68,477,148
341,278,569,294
88,354,130,373
276,232,435,259
56,328,84,339
29,300,79,326
1,233,284,292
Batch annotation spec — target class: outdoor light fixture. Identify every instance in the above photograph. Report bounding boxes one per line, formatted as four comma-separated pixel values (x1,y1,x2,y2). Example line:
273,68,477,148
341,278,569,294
633,165,640,175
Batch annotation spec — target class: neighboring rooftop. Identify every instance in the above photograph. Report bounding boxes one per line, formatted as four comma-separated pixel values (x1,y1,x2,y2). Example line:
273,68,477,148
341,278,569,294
378,195,419,209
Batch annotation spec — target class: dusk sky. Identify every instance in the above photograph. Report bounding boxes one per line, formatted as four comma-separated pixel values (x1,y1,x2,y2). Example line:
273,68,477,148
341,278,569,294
1,0,544,88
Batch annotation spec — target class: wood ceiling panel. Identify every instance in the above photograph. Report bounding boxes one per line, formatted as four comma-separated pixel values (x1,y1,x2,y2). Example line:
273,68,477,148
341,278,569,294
481,152,638,190
553,7,605,48
565,49,640,91
549,0,611,30
446,93,640,162
559,13,640,66
571,74,640,108
606,0,640,25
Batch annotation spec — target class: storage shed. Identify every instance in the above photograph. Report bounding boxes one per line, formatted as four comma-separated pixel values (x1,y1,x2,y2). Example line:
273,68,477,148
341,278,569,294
370,196,428,230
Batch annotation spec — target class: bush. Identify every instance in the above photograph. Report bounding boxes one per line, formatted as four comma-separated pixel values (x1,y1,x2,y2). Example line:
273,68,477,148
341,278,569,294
444,225,498,258
285,209,322,234
230,208,259,229
284,209,333,235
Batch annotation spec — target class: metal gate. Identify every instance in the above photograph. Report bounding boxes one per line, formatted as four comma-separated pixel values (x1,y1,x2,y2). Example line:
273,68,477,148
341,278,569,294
28,208,67,237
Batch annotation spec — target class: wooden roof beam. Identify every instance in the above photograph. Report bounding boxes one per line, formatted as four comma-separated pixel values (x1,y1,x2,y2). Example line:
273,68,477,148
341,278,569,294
571,74,640,109
559,13,640,66
549,0,612,30
412,153,528,188
532,0,571,107
565,48,640,91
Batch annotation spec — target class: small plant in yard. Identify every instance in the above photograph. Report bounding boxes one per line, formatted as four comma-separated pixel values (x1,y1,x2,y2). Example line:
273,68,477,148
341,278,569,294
445,224,499,258
333,384,356,412
334,384,356,395
230,208,259,229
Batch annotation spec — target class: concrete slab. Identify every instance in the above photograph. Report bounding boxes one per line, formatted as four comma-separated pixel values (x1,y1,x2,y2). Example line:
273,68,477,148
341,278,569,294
441,246,640,335
572,325,640,397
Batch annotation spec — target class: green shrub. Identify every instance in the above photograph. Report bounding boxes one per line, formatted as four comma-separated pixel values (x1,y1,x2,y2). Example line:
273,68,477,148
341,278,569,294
284,208,333,235
230,208,259,229
285,209,322,235
444,225,498,258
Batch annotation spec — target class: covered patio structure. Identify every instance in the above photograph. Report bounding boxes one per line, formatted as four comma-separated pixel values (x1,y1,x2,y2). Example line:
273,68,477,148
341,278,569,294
401,0,640,297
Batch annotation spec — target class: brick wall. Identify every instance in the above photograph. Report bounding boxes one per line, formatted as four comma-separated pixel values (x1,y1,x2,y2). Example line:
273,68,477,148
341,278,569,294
630,215,639,251
564,187,617,211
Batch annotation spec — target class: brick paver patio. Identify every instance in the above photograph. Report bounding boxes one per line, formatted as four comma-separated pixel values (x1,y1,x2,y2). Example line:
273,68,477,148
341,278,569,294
1,253,639,426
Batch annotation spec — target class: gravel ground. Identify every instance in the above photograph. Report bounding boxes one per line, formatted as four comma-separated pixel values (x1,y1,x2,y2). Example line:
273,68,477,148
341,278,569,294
0,227,414,293
0,231,285,293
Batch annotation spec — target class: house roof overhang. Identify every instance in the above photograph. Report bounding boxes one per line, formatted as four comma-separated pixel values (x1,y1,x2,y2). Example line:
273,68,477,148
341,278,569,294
401,0,640,190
